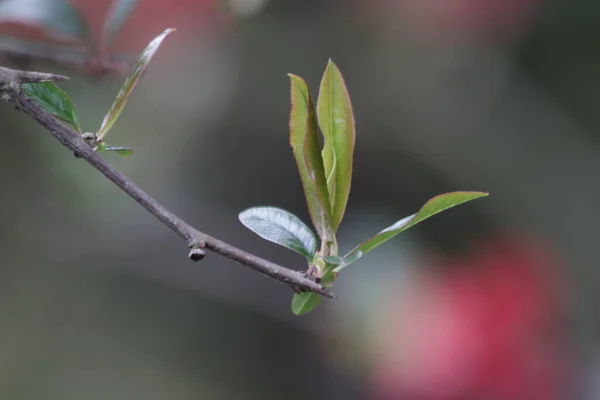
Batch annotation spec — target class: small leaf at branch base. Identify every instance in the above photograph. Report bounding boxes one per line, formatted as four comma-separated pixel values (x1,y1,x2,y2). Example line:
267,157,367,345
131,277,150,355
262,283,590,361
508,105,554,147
96,142,134,157
343,192,489,268
22,82,81,132
291,265,337,316
317,60,355,232
239,206,318,260
103,0,141,45
114,148,133,157
96,28,175,141
291,292,322,316
288,74,334,243
105,147,133,157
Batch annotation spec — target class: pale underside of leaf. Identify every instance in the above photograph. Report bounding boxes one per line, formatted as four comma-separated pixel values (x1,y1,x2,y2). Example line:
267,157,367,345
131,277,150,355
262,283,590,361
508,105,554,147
344,191,489,265
238,206,317,260
97,28,175,140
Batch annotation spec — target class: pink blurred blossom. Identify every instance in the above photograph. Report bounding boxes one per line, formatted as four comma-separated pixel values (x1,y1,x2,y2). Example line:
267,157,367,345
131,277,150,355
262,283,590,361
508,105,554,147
371,235,572,400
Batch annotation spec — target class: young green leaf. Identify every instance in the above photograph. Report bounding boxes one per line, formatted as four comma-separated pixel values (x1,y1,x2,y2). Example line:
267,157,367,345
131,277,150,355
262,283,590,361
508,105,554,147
317,60,355,232
22,82,81,132
103,0,140,45
105,147,134,157
334,250,363,271
291,292,322,316
343,192,489,267
291,266,337,316
97,28,175,141
322,255,342,265
0,0,90,41
288,74,334,244
239,206,318,260
96,142,134,157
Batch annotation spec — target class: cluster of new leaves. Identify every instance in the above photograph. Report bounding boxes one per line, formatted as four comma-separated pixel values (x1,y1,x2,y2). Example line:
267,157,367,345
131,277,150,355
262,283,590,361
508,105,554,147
20,28,174,156
239,61,488,315
9,2,488,315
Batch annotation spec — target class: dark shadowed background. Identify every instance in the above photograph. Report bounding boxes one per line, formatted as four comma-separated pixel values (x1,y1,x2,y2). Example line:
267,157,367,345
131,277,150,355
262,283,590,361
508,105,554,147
1,0,599,399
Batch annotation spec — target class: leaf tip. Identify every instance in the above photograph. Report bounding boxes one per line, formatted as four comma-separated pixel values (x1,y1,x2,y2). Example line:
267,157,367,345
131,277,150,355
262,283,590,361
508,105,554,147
287,73,310,109
287,73,304,86
465,191,489,198
324,58,342,75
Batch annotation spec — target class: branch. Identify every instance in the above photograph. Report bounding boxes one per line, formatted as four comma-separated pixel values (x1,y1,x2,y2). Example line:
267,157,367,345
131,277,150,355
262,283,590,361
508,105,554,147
0,67,334,299
0,65,67,84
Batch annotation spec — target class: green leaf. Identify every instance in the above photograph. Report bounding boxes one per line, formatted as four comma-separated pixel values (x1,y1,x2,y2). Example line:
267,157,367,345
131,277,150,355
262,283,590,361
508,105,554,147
238,206,318,260
319,267,337,286
22,82,80,132
96,142,134,157
291,292,322,316
291,265,337,316
335,250,362,271
288,74,334,244
322,255,342,265
343,192,489,266
103,0,140,45
317,60,355,233
97,28,175,141
0,0,90,41
107,147,134,157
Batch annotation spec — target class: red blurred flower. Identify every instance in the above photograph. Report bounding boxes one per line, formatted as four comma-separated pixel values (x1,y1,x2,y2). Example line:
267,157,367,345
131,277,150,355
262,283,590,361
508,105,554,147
371,235,571,400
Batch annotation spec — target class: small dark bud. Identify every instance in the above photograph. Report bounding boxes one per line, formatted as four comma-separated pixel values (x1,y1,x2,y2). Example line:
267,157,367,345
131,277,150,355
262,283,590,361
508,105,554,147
292,285,306,294
81,132,98,148
188,248,206,261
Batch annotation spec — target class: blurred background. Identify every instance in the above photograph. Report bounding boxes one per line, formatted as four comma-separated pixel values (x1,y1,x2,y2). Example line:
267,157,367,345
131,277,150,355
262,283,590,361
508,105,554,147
0,0,598,398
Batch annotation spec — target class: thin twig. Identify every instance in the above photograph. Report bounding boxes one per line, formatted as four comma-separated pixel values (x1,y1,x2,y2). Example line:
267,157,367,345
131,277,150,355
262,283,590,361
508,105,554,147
0,67,334,299
0,66,68,84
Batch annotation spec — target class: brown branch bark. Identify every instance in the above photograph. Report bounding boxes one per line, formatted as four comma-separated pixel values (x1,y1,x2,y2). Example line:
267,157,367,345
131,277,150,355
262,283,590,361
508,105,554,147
0,67,334,299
